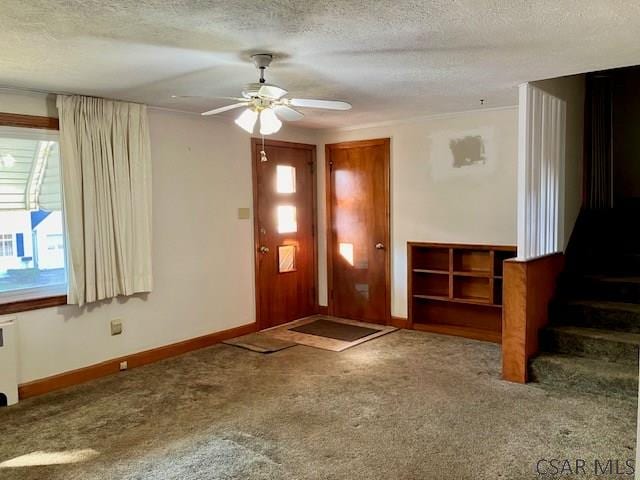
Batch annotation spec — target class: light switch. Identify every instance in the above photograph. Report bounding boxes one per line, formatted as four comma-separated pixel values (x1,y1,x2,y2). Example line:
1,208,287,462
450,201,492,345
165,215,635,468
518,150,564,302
238,208,250,220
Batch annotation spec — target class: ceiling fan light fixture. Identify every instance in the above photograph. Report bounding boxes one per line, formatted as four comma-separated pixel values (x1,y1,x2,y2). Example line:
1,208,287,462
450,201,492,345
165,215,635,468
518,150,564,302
235,108,258,134
259,108,282,135
192,52,352,133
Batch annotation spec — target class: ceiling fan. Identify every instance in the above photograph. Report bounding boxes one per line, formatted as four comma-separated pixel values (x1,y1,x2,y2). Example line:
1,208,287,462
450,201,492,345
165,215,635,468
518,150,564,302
176,54,352,135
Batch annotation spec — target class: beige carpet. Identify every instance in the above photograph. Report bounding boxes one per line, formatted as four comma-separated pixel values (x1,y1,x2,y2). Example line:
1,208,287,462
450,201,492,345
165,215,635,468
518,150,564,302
261,315,397,351
0,330,635,479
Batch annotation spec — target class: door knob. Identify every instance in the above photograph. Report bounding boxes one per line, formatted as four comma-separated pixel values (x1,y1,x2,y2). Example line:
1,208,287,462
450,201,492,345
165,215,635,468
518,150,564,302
259,245,270,253
375,243,385,250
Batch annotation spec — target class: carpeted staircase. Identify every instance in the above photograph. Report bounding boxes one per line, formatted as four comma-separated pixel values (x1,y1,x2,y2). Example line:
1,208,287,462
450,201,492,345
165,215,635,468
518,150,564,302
529,209,640,398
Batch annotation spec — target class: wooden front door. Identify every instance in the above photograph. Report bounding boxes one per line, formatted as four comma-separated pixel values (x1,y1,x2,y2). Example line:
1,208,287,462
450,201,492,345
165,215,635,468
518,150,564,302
326,138,390,324
253,139,317,330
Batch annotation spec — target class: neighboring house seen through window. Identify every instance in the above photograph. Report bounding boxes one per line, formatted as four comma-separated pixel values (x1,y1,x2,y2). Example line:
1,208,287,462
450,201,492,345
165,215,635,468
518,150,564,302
0,125,67,303
0,233,13,257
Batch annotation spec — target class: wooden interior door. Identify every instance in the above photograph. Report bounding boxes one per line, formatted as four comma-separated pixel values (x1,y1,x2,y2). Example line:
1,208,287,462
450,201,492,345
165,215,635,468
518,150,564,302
326,138,390,324
253,139,317,330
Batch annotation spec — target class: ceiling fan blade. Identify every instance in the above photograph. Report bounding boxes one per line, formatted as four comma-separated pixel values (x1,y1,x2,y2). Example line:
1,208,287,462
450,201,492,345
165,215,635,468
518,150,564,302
288,98,352,110
258,85,288,100
201,102,249,116
273,105,304,121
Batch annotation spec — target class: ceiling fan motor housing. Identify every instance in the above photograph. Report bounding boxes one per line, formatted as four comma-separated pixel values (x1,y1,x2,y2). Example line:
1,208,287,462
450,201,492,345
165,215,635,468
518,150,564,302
251,53,273,70
242,83,276,100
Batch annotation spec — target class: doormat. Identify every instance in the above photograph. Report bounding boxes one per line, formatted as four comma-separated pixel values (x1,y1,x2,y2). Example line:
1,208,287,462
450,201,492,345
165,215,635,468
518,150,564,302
290,319,381,341
261,316,397,352
223,332,297,353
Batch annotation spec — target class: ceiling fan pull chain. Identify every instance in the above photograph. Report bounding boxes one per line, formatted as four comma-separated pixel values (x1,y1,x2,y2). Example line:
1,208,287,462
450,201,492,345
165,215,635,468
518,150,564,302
260,135,268,162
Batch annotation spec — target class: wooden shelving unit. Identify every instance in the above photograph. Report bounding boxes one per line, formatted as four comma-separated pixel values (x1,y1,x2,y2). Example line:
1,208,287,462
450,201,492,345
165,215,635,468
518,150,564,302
408,242,516,343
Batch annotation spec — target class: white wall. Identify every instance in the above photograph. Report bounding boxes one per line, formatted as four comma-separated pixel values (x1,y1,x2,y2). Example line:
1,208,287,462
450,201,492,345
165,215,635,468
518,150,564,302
0,89,57,117
2,91,319,383
316,107,519,317
531,74,585,248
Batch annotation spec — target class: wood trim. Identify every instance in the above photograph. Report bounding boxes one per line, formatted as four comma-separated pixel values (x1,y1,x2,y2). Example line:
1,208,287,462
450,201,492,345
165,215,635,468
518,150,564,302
407,243,414,328
324,148,333,312
310,144,319,320
502,261,527,382
325,138,391,324
390,316,409,329
250,138,318,330
413,322,502,343
0,113,59,130
325,138,389,150
251,138,316,151
502,253,565,383
390,316,499,341
0,295,67,315
251,140,261,329
382,139,391,324
18,322,257,399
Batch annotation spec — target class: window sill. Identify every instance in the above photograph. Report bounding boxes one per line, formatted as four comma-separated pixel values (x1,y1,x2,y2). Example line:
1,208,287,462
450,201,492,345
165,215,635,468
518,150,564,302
0,295,67,315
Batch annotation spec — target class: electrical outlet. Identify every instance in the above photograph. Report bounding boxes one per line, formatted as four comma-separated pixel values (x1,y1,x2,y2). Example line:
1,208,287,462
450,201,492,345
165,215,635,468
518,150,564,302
110,319,123,336
119,361,128,371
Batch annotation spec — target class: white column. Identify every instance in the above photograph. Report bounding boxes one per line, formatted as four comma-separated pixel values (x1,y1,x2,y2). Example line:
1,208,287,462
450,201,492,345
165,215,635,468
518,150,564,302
517,83,567,260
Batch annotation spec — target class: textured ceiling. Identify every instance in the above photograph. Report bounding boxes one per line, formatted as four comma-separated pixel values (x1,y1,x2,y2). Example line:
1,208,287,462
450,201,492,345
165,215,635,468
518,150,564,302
2,1,640,128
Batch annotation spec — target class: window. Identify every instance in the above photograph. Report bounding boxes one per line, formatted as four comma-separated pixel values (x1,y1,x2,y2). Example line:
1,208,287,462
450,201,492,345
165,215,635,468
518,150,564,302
0,234,13,257
276,205,297,234
339,242,354,266
46,234,64,251
276,165,296,193
0,124,66,303
278,245,296,273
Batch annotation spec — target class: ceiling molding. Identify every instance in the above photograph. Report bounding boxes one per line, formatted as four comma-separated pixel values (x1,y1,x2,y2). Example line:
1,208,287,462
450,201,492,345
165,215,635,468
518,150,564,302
324,105,518,133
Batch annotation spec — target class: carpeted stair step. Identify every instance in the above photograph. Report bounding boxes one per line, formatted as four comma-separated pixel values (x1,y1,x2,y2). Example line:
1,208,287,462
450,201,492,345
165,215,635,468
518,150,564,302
596,253,640,275
613,253,640,273
529,353,638,398
540,326,640,365
551,299,640,333
566,253,640,276
558,274,640,304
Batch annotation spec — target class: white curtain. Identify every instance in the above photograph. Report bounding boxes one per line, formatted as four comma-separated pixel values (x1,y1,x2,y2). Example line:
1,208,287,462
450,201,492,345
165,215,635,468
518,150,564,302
56,95,152,305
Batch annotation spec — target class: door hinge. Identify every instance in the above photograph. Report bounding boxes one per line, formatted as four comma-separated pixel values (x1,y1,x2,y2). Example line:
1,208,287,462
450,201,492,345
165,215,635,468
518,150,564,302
329,161,333,171
309,161,314,174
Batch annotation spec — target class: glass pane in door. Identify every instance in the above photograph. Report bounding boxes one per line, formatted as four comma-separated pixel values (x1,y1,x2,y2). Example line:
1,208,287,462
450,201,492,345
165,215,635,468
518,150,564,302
277,205,297,233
